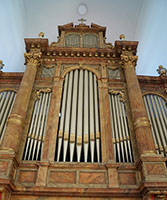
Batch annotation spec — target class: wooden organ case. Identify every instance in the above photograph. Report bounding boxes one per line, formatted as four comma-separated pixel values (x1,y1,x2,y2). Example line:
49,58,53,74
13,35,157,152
0,22,167,200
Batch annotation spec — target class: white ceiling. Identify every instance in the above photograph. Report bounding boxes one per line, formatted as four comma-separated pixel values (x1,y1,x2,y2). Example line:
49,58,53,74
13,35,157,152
0,0,167,76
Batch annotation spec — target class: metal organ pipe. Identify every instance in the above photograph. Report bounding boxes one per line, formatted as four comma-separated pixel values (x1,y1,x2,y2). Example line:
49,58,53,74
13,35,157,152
89,71,95,162
144,94,167,156
57,74,69,161
56,69,101,163
109,92,133,163
0,91,16,140
63,71,73,161
93,74,100,162
23,90,51,160
77,69,84,162
84,70,89,162
70,70,78,162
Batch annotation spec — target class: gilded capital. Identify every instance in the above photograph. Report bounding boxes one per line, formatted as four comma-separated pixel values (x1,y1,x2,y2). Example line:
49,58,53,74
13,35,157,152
121,54,138,69
24,52,42,66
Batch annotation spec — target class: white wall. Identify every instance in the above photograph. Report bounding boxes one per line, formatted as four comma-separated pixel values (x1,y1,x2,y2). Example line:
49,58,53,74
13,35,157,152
134,0,167,76
0,0,26,72
0,0,167,76
24,0,142,44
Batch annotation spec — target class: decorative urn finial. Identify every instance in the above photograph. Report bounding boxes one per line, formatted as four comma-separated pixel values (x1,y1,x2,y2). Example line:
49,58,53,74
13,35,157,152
120,34,125,40
38,32,44,38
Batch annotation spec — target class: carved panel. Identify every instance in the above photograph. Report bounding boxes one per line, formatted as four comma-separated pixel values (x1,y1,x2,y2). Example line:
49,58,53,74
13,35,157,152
18,170,37,185
146,164,165,176
48,171,76,184
79,172,106,184
119,172,136,185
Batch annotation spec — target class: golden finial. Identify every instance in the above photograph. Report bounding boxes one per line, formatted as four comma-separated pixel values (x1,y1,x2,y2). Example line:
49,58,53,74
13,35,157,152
120,34,125,40
0,60,4,71
157,65,167,76
38,32,44,38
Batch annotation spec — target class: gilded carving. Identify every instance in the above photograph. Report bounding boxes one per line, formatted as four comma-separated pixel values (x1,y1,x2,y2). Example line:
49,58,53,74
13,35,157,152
36,88,52,99
121,54,138,69
157,65,167,76
109,89,125,102
7,114,23,127
134,117,151,130
24,52,42,66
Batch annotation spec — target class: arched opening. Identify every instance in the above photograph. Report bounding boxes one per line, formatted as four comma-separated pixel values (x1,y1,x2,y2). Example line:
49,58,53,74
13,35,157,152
55,69,101,163
143,93,167,156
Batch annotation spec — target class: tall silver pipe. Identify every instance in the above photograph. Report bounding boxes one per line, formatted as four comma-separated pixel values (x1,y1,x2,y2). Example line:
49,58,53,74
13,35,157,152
28,94,43,160
63,71,73,161
93,74,100,162
115,95,125,162
57,73,69,161
111,95,121,162
89,71,95,162
143,97,159,153
117,96,129,162
70,70,78,162
77,69,84,162
150,95,166,152
144,95,163,154
109,95,116,160
36,92,49,160
23,97,39,160
40,92,52,157
84,70,89,162
32,92,46,160
120,100,133,162
0,92,14,135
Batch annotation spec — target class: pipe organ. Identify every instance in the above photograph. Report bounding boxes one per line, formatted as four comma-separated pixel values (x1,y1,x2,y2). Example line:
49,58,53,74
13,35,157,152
0,90,16,141
0,22,167,200
109,92,133,163
56,69,101,162
23,90,52,160
143,94,167,156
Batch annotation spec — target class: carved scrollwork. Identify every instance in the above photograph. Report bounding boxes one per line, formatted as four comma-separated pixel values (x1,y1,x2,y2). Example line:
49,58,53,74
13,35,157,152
36,88,52,99
24,52,42,66
121,54,138,69
109,89,125,102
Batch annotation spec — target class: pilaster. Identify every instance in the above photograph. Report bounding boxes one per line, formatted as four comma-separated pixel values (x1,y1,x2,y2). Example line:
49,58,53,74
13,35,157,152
121,52,156,155
42,61,63,161
1,52,41,153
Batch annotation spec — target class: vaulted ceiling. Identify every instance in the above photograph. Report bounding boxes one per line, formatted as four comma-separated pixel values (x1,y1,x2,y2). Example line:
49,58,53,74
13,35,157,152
0,0,167,75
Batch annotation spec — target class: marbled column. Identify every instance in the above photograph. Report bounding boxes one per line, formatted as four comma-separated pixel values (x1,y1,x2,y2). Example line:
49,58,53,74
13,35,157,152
1,52,41,153
99,64,114,162
42,62,63,161
121,53,156,155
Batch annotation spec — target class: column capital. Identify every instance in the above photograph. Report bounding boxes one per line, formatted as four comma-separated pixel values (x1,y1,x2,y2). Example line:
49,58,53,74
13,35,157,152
121,54,138,69
24,52,42,66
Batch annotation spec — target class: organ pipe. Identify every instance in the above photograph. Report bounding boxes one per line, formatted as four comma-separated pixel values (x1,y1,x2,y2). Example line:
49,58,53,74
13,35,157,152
23,90,51,160
0,91,16,140
144,94,167,156
56,69,101,163
109,92,133,163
